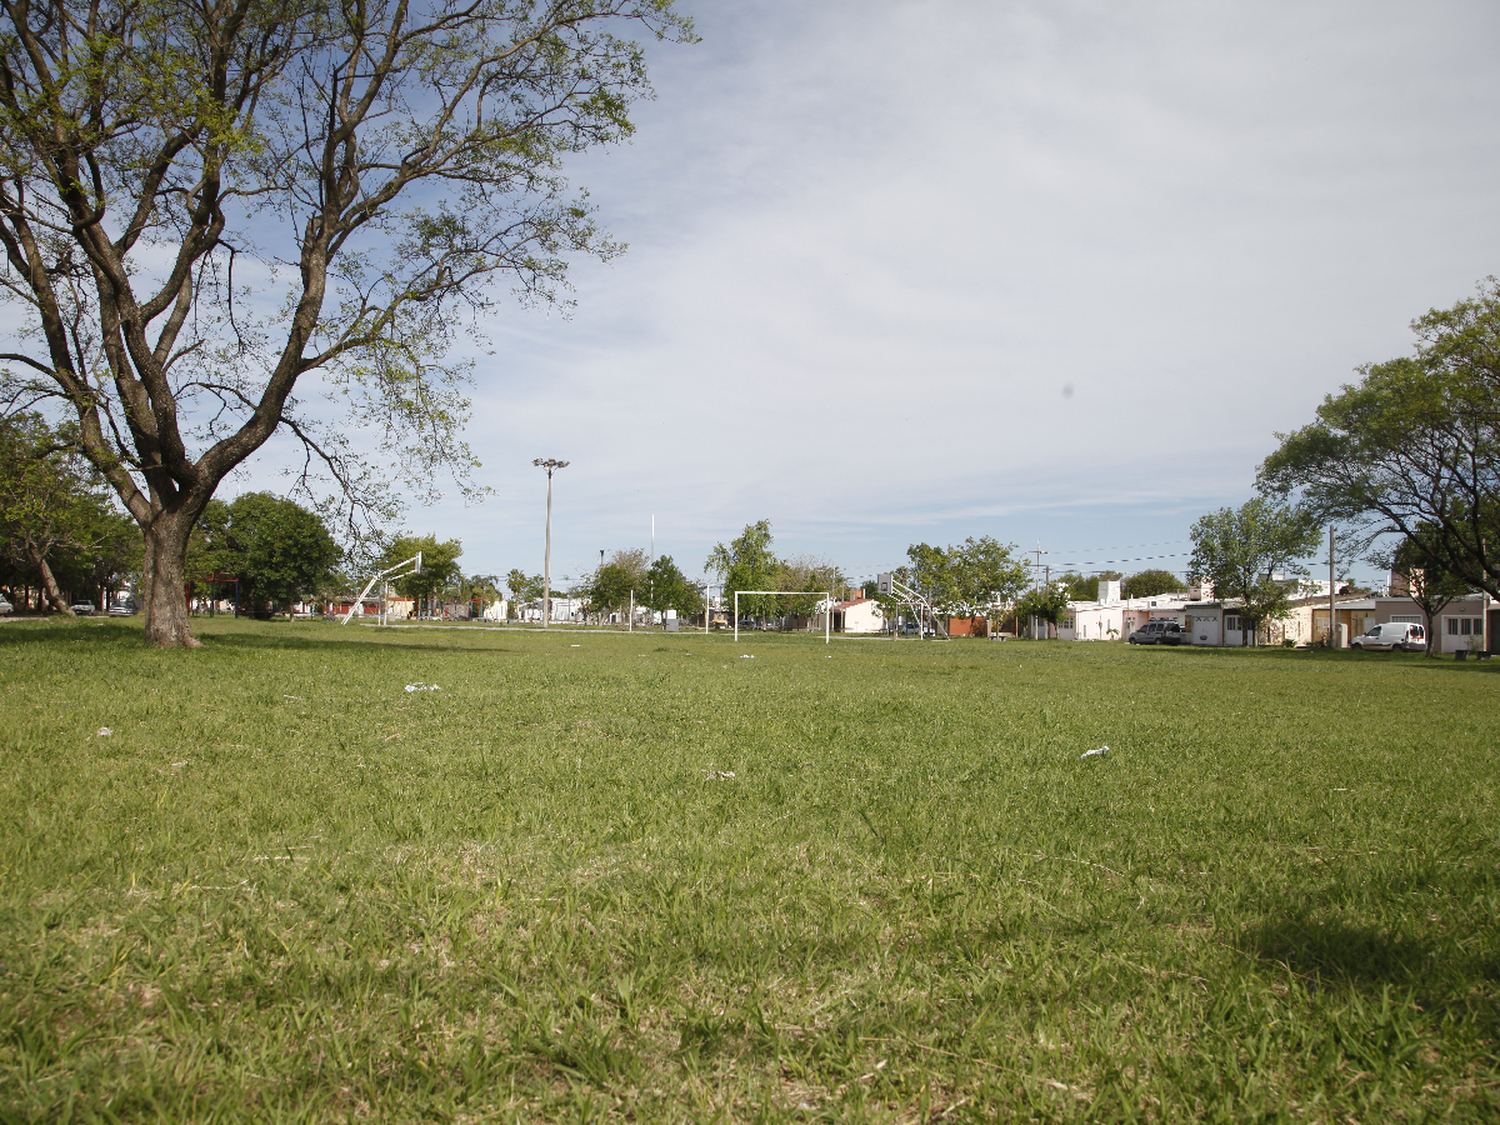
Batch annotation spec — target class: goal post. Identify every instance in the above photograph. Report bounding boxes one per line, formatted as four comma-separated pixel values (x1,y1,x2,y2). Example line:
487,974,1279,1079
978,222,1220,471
340,552,422,625
733,589,832,644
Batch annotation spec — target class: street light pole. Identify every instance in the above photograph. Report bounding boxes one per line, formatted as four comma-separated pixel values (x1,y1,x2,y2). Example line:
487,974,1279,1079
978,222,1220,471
533,458,569,628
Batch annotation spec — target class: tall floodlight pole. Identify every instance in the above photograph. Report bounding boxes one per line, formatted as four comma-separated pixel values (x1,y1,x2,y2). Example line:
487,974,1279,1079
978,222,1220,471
533,458,569,628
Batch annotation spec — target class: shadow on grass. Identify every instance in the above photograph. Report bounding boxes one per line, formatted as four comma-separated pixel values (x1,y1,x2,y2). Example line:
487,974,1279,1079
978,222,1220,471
204,630,518,654
1142,644,1500,673
0,618,518,655
1242,914,1500,1047
1244,916,1441,986
0,618,146,647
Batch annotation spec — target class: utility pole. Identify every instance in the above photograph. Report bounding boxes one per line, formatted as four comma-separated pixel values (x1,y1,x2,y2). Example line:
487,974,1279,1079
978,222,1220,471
533,458,569,628
1029,541,1048,640
1328,524,1336,649
1029,541,1048,589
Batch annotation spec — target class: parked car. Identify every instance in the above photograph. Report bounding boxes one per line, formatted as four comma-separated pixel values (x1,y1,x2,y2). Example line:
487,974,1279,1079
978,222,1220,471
71,602,97,615
1350,621,1426,652
108,598,137,616
1128,620,1188,645
0,597,12,615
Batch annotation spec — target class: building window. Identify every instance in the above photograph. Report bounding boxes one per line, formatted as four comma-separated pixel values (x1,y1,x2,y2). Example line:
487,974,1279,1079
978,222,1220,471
1390,615,1422,624
1226,615,1241,631
1447,617,1482,635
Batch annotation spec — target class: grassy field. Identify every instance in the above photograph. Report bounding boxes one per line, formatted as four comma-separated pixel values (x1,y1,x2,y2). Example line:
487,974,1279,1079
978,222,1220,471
1,617,1497,1122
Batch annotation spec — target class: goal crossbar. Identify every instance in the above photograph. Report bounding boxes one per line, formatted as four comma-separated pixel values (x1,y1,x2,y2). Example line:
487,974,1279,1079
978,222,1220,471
734,589,832,644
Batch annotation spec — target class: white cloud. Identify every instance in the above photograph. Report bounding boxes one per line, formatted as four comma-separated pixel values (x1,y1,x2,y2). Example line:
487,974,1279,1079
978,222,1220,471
244,0,1500,583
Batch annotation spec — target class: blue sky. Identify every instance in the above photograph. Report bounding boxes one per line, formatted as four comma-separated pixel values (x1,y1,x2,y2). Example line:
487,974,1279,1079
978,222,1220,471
237,0,1500,591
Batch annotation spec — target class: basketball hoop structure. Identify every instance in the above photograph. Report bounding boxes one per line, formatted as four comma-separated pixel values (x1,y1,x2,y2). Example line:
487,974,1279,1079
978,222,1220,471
340,553,422,625
876,572,949,639
734,590,833,644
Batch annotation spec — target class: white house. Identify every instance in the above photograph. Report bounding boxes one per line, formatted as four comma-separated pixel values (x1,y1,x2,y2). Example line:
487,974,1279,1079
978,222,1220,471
1061,588,1191,642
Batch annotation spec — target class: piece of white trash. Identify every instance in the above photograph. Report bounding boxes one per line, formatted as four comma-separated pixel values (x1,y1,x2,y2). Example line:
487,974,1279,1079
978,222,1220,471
702,770,737,780
740,654,755,659
1080,746,1108,759
97,727,113,737
404,682,441,693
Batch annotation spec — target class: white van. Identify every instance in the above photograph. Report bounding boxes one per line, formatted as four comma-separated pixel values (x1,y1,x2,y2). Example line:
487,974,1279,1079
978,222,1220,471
1350,621,1426,652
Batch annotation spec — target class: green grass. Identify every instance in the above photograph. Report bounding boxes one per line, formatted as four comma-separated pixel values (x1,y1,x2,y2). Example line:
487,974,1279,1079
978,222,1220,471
1,617,1498,1122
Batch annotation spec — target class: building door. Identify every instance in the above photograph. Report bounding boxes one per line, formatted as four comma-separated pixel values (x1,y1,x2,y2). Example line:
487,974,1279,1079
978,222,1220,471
1191,614,1219,646
1489,609,1500,654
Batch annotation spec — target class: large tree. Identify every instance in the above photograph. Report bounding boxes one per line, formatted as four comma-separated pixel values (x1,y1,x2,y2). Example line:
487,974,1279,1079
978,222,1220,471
192,491,339,615
0,0,690,645
1017,583,1070,636
706,520,780,621
1122,569,1185,599
1258,281,1500,600
898,536,1029,625
1189,498,1319,645
587,548,646,621
641,554,702,626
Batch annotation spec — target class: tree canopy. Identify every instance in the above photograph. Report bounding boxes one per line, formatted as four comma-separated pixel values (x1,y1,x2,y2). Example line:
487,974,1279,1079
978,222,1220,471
0,412,138,612
506,569,544,612
192,492,340,614
587,549,647,617
381,534,462,607
1017,583,1071,631
641,555,703,624
0,0,691,645
1122,569,1185,599
1258,280,1500,600
706,521,780,619
898,537,1029,619
705,522,845,622
1189,498,1319,644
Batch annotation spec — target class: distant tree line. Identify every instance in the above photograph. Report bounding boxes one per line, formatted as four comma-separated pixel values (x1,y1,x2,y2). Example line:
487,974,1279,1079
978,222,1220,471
0,414,139,613
706,521,844,625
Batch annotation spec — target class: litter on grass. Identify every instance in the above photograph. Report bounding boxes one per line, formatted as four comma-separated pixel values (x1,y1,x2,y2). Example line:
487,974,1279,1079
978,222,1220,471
702,770,737,781
1080,746,1108,759
97,727,113,737
404,682,441,693
740,654,755,659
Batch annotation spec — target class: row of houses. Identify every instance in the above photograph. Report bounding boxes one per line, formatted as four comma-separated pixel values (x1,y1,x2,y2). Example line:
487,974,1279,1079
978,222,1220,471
817,582,1497,654
1061,583,1497,654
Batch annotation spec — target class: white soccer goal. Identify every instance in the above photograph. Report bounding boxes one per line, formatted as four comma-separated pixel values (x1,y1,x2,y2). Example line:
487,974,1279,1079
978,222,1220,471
340,553,422,626
733,589,832,644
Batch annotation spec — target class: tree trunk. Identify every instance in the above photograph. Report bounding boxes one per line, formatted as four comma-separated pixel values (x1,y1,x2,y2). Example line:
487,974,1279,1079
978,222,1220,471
24,538,73,616
142,516,201,648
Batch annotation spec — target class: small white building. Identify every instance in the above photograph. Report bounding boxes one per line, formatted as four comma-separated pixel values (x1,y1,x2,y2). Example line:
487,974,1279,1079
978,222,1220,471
820,596,885,634
1061,588,1191,642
